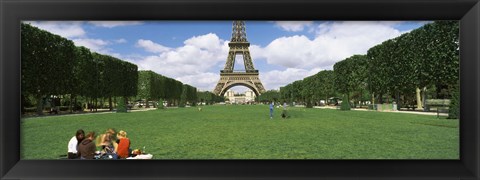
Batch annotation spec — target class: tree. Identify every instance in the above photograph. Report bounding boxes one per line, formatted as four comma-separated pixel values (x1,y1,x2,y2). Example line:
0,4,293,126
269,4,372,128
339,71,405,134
257,90,280,103
72,46,96,112
448,80,460,119
179,85,188,107
340,94,351,111
116,97,127,113
314,70,335,105
21,23,76,115
301,76,315,108
334,55,367,107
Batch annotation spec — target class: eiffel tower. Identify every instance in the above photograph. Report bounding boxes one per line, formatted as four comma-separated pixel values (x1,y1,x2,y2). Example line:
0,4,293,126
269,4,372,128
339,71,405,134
213,21,266,96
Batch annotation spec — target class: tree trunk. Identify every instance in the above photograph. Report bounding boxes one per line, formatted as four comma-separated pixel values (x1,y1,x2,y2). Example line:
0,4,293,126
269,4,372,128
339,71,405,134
36,94,44,115
379,93,383,104
416,87,422,109
69,94,74,113
74,97,78,112
109,97,113,111
347,93,350,107
395,91,401,110
422,87,427,112
21,94,26,115
146,98,150,108
95,98,98,112
85,97,88,112
371,92,375,105
125,96,129,109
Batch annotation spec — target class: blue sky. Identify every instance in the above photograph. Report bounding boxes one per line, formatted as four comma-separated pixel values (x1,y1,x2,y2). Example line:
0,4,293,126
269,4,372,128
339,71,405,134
25,21,429,93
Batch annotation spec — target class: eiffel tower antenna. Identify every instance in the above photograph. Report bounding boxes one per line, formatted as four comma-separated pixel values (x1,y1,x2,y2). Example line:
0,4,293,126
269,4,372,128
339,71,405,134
213,21,266,96
231,21,247,42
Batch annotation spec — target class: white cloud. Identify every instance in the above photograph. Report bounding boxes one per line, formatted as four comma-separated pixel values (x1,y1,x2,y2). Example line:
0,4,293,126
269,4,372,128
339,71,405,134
176,72,220,91
136,39,171,53
24,21,86,38
255,21,405,70
72,38,110,52
24,21,128,59
228,86,251,94
133,22,407,92
134,33,229,80
184,33,224,52
28,21,419,92
72,38,124,59
115,38,127,43
274,21,313,32
260,68,322,90
88,21,144,28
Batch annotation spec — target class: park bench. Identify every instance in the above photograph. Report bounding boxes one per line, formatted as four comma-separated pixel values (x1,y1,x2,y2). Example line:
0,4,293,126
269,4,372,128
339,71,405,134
425,99,450,118
403,104,417,111
48,107,59,114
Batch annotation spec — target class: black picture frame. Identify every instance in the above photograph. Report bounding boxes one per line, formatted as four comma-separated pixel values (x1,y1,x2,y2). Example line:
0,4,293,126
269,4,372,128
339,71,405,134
1,0,479,179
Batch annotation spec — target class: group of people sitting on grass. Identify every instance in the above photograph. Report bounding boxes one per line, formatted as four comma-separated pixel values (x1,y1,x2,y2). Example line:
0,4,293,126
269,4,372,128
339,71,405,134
67,128,136,159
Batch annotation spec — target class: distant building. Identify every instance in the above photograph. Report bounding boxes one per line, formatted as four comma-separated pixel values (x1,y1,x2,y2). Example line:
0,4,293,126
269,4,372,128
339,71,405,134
224,89,256,104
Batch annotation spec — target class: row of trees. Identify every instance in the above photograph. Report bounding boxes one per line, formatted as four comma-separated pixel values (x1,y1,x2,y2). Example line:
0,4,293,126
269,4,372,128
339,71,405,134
22,23,216,115
21,23,223,114
22,23,138,115
137,70,227,108
271,21,459,117
256,90,280,103
366,21,459,109
197,91,225,105
276,70,336,107
138,70,184,108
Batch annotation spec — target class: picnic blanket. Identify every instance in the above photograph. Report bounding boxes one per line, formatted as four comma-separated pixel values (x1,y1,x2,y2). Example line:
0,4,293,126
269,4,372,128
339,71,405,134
126,154,153,159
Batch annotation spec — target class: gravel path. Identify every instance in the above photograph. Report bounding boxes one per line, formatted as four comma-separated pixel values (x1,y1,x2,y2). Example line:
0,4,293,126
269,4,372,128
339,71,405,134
22,108,158,119
313,106,448,116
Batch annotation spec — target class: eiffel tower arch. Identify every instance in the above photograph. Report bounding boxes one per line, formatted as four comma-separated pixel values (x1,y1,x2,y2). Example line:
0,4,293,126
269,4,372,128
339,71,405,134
213,21,266,96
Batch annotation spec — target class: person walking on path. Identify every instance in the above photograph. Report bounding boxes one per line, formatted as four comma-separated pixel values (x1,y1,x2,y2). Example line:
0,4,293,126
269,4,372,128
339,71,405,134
269,102,274,119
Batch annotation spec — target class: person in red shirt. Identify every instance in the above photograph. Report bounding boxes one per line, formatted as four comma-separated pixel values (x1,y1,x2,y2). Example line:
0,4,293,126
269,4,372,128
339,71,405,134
115,130,130,159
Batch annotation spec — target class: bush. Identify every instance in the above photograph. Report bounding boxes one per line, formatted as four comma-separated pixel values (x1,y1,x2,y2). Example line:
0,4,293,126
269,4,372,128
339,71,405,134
59,106,69,111
367,104,375,110
116,97,127,113
448,83,459,119
340,95,351,111
306,101,313,108
157,99,164,110
178,99,186,108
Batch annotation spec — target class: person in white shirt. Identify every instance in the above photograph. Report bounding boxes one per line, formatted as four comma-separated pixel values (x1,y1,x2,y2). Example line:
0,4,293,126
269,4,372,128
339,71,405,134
67,129,85,159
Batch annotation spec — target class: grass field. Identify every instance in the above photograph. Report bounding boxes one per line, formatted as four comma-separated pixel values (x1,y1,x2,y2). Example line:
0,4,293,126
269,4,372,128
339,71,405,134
21,105,459,159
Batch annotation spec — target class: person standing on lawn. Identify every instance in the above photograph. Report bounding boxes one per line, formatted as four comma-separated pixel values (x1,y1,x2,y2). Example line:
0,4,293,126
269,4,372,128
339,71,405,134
282,102,287,119
269,102,274,119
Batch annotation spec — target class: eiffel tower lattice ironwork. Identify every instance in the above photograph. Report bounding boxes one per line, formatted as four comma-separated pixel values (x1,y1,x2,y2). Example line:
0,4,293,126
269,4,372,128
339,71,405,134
213,21,266,96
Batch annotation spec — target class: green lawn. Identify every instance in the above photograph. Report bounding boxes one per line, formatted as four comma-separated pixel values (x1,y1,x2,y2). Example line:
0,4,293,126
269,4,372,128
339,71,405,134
21,105,459,159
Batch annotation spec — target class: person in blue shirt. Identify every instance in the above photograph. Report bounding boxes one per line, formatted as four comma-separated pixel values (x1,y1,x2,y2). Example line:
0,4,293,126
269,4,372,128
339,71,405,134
269,102,274,119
